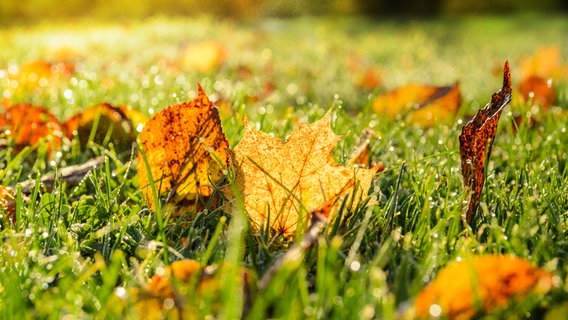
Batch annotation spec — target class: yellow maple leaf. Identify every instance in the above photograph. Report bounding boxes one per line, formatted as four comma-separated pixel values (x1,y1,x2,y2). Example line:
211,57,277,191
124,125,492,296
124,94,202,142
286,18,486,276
414,255,554,319
222,110,380,236
137,85,230,213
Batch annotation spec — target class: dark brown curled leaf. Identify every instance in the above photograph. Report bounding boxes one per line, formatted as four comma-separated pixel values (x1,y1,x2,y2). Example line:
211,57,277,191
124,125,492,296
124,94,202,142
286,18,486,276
459,61,512,224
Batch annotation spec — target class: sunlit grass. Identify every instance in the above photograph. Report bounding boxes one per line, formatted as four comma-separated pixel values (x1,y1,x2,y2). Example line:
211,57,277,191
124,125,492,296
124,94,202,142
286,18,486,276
0,14,567,318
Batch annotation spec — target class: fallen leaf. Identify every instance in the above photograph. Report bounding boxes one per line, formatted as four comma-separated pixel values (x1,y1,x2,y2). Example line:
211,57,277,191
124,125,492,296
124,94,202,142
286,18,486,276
137,84,230,213
414,255,554,320
146,260,203,298
518,76,555,109
3,60,74,97
64,103,141,151
459,61,512,224
346,54,382,89
180,41,227,73
222,110,379,236
133,260,256,319
0,103,64,154
372,82,461,128
357,66,383,90
512,47,565,128
520,46,567,81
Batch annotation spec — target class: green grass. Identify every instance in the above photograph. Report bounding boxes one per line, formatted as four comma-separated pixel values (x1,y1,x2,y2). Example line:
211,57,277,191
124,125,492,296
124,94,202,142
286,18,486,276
1,14,568,319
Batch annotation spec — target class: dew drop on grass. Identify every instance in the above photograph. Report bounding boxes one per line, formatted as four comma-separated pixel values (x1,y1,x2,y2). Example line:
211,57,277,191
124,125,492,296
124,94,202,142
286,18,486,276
261,48,272,60
362,305,375,319
163,298,175,310
429,304,443,317
42,232,49,238
286,83,298,96
350,260,361,272
115,287,127,299
456,256,462,262
64,89,73,99
154,75,163,86
25,229,33,237
333,296,343,307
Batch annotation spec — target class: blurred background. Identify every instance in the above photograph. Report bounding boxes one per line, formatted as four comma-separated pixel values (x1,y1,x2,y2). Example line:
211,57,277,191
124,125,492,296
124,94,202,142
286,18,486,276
1,0,567,24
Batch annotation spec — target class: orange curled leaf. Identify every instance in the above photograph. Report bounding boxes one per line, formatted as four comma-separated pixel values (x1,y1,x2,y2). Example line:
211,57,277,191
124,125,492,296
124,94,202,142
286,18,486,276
415,255,553,320
372,82,461,128
137,85,230,213
0,103,63,154
222,110,379,236
459,61,512,224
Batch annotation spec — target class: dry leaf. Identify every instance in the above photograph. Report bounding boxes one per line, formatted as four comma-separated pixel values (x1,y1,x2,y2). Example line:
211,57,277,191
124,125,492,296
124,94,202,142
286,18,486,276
222,110,379,236
357,66,383,90
415,255,554,320
133,260,256,319
459,61,512,224
520,46,567,81
3,60,74,96
511,47,567,129
137,84,230,213
0,103,64,154
372,82,461,128
518,76,555,109
64,103,141,150
180,41,227,73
